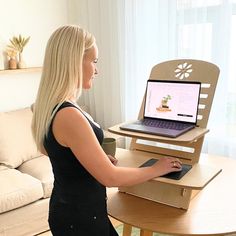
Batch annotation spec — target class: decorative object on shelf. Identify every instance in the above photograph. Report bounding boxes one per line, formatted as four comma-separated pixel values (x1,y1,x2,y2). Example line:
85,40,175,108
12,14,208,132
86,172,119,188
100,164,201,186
7,34,30,69
0,52,4,70
0,43,5,70
5,47,18,69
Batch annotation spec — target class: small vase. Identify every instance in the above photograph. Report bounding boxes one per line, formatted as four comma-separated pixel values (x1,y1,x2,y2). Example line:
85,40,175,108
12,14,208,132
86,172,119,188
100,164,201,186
8,58,17,69
18,53,26,69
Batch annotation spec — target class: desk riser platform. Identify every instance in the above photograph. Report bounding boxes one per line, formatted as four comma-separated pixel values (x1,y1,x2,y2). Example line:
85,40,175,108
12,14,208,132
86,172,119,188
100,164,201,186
119,183,200,210
116,148,221,210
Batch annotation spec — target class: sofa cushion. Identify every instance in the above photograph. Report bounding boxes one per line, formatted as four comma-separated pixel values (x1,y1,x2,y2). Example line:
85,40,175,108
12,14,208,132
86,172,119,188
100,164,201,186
0,165,8,171
0,107,41,168
0,169,44,213
18,155,54,198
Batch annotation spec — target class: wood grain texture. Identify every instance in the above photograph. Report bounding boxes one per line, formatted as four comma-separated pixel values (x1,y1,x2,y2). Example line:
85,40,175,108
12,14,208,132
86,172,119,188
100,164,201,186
107,154,236,235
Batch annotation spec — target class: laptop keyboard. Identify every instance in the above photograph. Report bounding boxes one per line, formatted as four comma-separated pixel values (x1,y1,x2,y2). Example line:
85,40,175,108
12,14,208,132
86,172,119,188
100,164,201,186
140,119,191,130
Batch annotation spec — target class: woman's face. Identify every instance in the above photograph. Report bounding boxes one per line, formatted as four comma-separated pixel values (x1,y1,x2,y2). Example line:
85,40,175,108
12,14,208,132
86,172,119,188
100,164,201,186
82,44,98,89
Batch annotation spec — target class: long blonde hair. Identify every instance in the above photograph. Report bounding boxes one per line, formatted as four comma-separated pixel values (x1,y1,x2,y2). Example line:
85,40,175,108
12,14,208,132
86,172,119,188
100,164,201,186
32,25,95,151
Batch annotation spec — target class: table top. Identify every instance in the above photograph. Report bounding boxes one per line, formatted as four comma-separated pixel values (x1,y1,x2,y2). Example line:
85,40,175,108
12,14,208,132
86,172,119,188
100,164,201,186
107,154,236,235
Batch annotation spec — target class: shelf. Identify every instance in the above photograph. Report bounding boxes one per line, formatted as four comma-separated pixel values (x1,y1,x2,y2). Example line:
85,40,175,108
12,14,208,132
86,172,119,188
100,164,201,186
116,148,222,189
108,122,209,144
0,67,42,75
115,148,222,209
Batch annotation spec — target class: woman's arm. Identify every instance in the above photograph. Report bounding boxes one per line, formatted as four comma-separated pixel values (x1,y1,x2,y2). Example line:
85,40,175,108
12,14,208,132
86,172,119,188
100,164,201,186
52,107,181,187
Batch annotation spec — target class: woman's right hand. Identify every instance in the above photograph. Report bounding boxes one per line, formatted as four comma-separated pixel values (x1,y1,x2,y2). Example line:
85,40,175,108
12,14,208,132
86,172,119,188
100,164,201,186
151,157,182,177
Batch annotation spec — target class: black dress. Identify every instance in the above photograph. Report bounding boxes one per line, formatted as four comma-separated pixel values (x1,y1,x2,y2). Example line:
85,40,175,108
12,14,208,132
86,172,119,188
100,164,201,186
44,102,118,236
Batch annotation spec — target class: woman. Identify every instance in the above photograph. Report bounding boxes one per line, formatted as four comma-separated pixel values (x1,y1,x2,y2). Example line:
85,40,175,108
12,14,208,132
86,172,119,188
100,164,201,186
32,25,182,236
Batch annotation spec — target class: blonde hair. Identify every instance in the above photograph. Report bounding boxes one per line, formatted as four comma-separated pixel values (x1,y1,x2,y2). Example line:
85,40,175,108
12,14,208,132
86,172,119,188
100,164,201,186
32,25,95,151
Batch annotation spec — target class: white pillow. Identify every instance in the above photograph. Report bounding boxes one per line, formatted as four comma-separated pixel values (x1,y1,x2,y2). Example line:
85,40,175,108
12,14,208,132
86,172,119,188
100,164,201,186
0,108,41,168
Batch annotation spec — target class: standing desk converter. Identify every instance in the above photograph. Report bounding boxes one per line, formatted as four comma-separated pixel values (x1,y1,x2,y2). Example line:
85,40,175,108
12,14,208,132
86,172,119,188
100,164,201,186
107,154,236,236
108,60,224,235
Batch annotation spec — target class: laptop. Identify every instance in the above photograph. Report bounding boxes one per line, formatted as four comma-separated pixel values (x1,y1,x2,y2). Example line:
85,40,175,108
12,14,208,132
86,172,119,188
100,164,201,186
120,80,201,138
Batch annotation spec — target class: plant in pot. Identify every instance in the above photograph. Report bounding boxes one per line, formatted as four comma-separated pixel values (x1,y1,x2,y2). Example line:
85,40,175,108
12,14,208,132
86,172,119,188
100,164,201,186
161,95,171,108
5,47,18,69
8,34,30,69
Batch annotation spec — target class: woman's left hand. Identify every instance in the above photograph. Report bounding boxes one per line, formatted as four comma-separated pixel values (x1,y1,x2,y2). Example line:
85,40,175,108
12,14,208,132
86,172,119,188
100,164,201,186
107,155,118,166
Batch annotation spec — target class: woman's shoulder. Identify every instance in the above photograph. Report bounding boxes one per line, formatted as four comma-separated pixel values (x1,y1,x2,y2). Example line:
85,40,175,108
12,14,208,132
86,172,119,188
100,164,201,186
57,101,78,110
52,102,88,139
55,102,83,119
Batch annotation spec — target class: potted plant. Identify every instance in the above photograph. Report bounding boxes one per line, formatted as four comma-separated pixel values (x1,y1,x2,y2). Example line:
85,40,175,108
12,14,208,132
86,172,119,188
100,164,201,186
7,34,30,69
161,95,171,108
5,47,18,69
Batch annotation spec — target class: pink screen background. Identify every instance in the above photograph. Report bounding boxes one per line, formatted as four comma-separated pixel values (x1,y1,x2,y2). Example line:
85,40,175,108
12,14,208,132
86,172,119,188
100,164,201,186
144,81,200,123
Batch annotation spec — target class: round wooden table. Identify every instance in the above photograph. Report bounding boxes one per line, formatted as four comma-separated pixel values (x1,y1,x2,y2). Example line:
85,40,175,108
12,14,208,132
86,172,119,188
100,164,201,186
107,154,236,236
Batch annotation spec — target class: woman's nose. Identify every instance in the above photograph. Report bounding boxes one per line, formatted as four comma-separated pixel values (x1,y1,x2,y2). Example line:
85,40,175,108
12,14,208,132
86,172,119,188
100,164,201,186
95,67,98,75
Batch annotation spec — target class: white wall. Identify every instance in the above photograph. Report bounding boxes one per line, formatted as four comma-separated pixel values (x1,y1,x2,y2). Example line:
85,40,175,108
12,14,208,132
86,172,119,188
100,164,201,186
0,0,69,112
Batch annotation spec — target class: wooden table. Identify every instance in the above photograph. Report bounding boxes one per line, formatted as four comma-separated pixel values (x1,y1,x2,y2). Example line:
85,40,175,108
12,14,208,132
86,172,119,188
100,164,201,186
107,154,236,236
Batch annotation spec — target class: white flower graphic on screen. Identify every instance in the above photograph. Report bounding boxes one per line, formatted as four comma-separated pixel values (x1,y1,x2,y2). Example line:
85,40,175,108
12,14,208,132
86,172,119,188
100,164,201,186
175,62,193,80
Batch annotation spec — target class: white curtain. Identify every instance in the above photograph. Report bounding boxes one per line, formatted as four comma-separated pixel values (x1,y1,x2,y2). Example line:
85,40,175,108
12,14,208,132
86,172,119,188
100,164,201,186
68,0,125,129
69,0,236,159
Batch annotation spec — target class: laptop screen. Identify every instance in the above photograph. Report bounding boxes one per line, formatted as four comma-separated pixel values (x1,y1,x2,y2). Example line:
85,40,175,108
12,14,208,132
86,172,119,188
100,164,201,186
144,80,201,124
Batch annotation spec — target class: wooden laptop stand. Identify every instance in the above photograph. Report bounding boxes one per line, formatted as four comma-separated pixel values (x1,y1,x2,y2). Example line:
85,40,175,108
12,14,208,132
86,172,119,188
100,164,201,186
108,59,221,209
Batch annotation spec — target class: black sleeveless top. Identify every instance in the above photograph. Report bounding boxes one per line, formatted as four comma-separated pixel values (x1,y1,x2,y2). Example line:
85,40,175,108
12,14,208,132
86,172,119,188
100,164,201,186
44,102,106,204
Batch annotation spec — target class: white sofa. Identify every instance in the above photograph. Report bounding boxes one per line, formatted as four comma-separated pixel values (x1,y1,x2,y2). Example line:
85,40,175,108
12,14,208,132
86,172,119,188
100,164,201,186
0,107,123,236
0,107,53,236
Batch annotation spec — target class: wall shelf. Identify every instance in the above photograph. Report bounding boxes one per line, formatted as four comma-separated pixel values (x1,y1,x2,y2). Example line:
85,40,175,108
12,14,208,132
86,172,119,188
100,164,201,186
0,67,42,75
